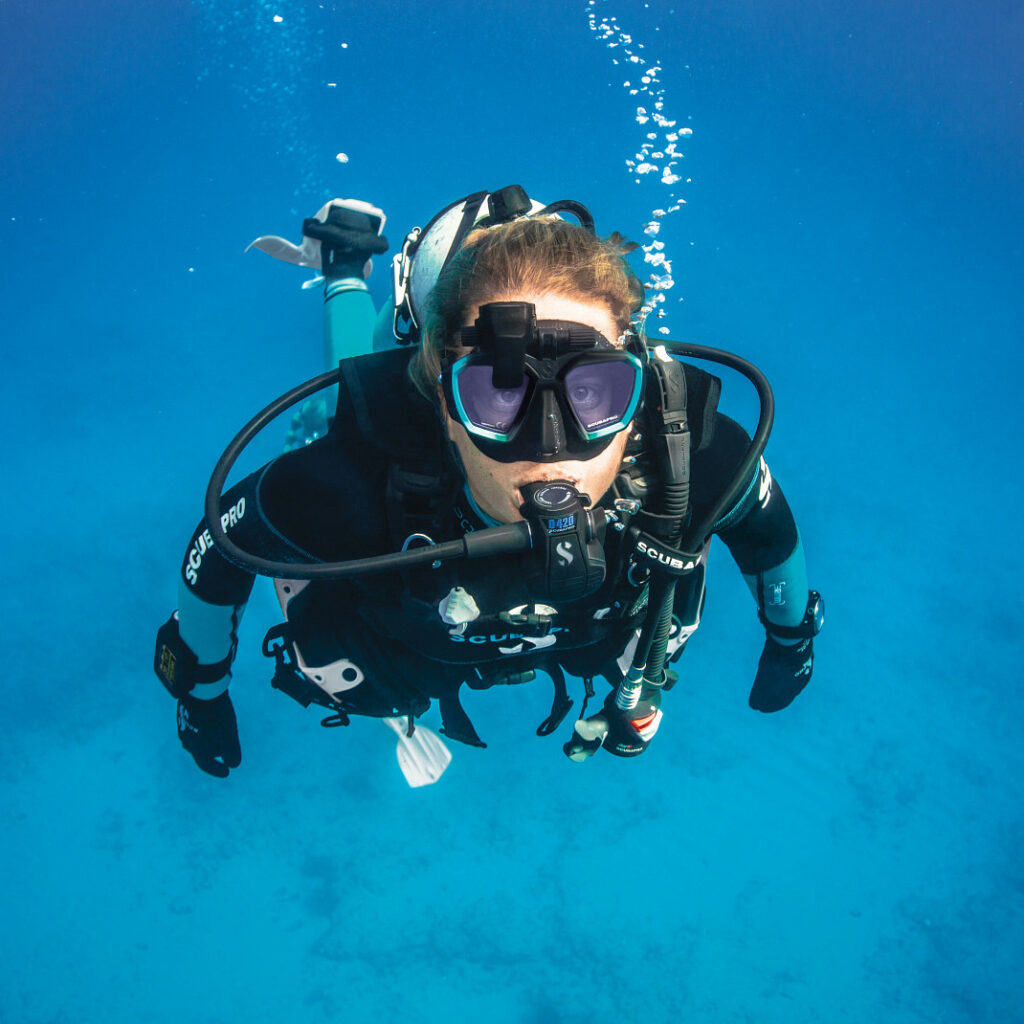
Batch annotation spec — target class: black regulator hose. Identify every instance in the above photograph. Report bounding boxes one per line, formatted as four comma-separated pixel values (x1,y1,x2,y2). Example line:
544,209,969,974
638,475,688,691
664,341,774,546
630,355,690,691
615,340,774,711
203,367,531,579
203,341,772,586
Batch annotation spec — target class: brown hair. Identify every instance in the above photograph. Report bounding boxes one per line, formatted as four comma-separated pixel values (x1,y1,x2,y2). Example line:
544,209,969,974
410,217,642,399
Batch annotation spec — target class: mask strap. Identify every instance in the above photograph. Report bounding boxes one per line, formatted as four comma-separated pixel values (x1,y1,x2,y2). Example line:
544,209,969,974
534,199,596,234
439,191,489,274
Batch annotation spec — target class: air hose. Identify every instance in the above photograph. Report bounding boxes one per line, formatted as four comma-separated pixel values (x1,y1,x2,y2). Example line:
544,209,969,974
613,341,774,714
203,342,773,590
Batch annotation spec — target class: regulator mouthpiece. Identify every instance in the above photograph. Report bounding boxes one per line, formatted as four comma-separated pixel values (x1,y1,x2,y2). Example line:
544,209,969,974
518,481,607,603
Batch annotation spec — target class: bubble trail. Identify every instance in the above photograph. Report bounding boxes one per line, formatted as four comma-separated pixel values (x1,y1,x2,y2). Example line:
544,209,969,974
193,0,345,202
584,1,692,335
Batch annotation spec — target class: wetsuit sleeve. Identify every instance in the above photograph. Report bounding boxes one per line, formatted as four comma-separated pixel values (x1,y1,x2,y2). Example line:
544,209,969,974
173,455,337,698
313,196,389,361
322,279,379,364
172,472,262,698
695,413,811,634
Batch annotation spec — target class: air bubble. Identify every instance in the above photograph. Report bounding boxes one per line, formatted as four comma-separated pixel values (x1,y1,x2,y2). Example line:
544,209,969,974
584,3,694,329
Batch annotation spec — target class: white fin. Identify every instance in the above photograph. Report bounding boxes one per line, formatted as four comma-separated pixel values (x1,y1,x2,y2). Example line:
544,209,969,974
245,199,334,268
383,717,452,787
245,233,322,269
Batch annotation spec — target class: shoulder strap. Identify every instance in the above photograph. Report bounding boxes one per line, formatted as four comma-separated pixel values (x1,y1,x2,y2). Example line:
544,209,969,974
642,354,692,536
679,361,721,452
334,349,440,452
333,349,456,541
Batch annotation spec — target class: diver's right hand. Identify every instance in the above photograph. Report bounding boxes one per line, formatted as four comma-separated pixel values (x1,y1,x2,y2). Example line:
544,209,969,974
177,692,242,778
302,200,388,280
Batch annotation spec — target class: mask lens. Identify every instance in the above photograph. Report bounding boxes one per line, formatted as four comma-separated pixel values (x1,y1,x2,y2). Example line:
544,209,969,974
564,358,642,437
453,362,529,437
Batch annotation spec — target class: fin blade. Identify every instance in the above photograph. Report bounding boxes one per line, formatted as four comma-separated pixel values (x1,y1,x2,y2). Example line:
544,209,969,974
245,234,321,269
383,718,452,787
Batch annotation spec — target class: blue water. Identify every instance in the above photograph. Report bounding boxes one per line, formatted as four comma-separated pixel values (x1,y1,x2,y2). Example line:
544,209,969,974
2,1,1022,1021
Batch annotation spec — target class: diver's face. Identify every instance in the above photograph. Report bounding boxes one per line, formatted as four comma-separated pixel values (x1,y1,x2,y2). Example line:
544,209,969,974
442,292,632,524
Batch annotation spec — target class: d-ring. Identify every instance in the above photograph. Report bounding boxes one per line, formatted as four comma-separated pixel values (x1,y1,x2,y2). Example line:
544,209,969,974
402,533,442,569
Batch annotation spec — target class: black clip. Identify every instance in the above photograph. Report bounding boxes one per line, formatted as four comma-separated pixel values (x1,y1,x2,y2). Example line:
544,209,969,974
320,712,351,728
262,623,337,712
536,665,574,736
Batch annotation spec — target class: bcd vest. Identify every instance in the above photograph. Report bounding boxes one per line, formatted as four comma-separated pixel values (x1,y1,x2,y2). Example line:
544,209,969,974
263,347,722,746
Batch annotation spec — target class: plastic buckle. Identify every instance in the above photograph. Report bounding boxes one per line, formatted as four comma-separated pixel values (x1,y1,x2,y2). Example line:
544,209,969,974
391,228,421,342
261,624,291,663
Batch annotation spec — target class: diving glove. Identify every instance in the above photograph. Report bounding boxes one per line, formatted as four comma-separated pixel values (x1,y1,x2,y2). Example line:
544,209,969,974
302,201,388,280
177,692,242,778
564,684,663,761
748,635,813,712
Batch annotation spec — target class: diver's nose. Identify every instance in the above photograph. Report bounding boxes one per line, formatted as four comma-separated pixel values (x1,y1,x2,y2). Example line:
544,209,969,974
537,389,563,457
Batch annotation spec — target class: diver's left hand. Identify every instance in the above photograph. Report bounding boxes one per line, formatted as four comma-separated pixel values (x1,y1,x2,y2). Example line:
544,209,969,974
749,635,814,712
177,692,242,778
564,685,663,761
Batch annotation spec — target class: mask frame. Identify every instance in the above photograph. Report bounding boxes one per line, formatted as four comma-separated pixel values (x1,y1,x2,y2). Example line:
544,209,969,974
440,302,645,463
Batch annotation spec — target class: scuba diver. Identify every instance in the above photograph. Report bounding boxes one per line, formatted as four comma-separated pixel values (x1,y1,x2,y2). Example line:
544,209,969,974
154,185,823,785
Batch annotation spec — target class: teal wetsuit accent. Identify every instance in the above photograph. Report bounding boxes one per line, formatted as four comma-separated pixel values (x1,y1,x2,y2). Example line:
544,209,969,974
286,278,387,450
323,277,381,363
708,453,810,642
176,583,241,699
371,301,399,352
742,531,809,641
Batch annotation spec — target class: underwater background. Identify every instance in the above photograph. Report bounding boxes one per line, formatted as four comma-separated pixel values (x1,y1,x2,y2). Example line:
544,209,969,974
2,0,1022,1021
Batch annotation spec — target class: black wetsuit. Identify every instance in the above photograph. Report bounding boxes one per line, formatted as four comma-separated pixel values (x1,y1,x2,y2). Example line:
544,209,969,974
177,348,802,742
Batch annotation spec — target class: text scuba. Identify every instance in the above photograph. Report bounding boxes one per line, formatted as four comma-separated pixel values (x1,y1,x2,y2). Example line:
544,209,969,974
449,626,567,644
634,538,699,573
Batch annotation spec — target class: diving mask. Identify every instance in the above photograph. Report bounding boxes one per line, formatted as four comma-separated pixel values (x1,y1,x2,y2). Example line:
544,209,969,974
441,302,645,464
